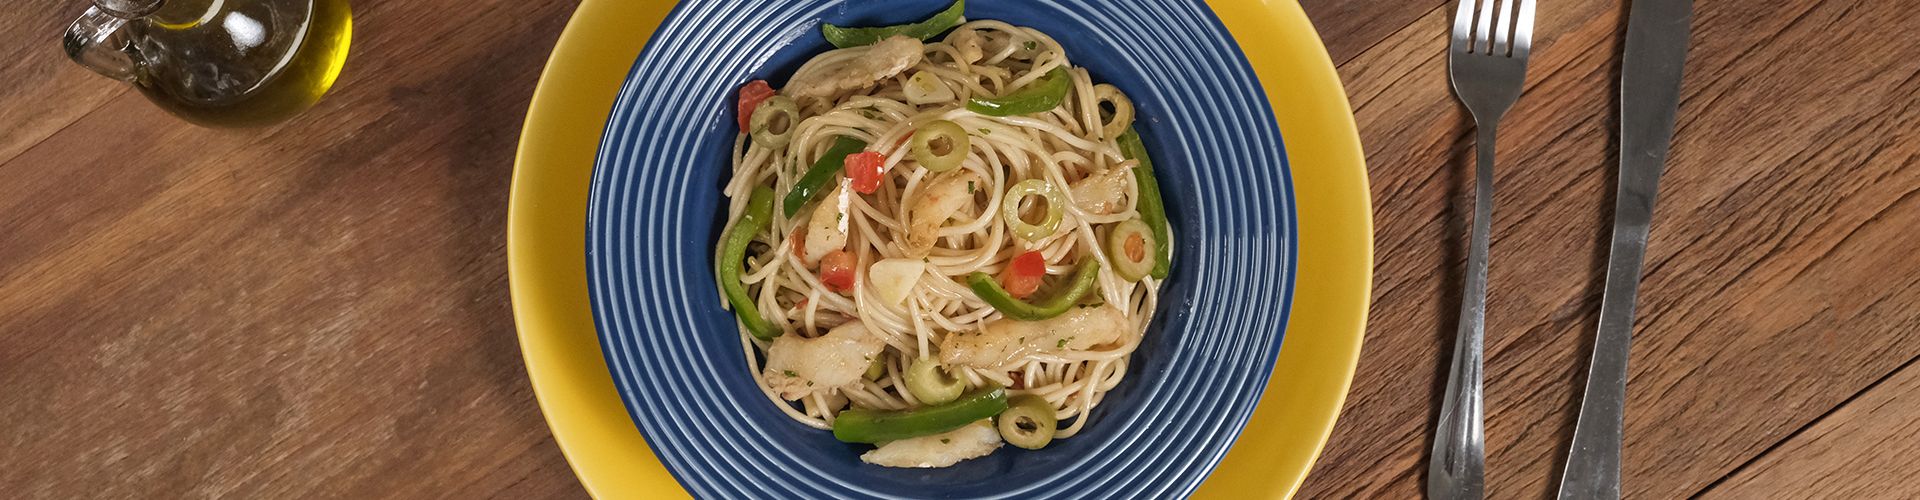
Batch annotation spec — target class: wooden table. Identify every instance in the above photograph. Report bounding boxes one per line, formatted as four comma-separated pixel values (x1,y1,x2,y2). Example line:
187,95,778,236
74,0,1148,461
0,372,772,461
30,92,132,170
3,0,1912,497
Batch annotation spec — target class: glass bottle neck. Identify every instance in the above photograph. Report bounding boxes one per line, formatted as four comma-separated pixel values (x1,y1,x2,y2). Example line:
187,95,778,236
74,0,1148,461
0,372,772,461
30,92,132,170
94,0,165,18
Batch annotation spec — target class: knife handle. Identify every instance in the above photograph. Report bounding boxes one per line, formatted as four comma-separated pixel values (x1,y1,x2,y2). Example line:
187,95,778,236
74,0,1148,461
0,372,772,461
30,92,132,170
1560,0,1693,496
1558,207,1654,500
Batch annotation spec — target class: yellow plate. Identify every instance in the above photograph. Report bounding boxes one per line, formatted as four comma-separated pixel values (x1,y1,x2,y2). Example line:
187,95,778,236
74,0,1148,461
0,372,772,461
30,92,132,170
508,1,1372,498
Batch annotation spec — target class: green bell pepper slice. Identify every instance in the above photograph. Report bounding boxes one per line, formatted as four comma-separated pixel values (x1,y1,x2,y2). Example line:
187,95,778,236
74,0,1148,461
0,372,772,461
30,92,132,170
832,386,1007,443
716,186,781,340
821,0,967,49
783,136,868,218
1117,128,1172,279
966,259,1101,321
966,67,1071,117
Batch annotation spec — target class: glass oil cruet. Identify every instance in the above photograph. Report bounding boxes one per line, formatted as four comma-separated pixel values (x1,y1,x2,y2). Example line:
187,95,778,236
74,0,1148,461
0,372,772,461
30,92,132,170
63,0,352,127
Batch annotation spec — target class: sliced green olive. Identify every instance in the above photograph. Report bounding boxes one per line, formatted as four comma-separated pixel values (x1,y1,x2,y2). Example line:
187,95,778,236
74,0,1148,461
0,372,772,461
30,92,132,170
1105,218,1156,282
904,357,965,405
865,352,889,381
1001,179,1064,241
1093,84,1134,140
749,96,799,148
996,394,1058,450
910,120,969,173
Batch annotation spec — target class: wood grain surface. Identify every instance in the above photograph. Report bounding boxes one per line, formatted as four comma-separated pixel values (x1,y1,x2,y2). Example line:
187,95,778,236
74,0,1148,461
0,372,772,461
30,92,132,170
1,0,1912,498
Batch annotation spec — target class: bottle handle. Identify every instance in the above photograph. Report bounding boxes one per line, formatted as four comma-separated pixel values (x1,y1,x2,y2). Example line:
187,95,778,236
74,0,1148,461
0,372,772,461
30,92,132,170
62,6,146,82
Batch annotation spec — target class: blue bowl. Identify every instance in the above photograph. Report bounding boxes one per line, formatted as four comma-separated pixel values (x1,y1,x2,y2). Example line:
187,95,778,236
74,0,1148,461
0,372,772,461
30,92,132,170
585,0,1297,497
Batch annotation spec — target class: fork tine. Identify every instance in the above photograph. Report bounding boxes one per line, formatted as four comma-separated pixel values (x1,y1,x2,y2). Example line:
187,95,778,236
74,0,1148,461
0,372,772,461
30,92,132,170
1452,0,1477,53
1494,0,1516,55
1475,0,1496,54
1513,0,1537,58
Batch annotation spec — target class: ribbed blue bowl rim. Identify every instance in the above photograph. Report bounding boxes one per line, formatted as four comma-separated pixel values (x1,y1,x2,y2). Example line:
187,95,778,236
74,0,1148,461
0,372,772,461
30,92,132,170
585,1,1299,498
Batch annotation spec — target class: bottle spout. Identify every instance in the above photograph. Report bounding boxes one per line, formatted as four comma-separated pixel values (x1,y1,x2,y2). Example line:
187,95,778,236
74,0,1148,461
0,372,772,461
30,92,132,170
62,3,158,82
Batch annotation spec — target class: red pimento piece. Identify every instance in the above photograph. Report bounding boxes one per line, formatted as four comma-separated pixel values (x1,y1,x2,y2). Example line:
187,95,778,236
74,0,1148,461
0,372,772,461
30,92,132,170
736,80,775,130
1124,232,1147,263
999,250,1047,299
820,250,857,293
845,151,885,194
790,227,808,263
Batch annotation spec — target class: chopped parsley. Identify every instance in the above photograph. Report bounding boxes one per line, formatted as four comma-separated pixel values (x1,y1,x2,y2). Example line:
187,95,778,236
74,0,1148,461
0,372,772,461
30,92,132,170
1057,337,1070,348
836,213,843,222
978,128,991,135
782,370,798,377
940,438,951,444
967,181,975,194
1023,40,1038,50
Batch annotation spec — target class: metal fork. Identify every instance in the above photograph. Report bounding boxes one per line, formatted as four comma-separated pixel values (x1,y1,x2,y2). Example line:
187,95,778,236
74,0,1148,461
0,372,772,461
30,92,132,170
1431,0,1535,498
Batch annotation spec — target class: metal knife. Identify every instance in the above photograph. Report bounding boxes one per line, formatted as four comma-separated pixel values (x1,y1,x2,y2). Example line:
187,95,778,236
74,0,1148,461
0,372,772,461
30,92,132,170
1559,0,1695,498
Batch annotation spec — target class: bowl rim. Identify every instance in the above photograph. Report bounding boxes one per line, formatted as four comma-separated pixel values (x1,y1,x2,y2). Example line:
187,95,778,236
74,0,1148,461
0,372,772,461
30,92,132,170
585,0,1299,496
508,0,1371,498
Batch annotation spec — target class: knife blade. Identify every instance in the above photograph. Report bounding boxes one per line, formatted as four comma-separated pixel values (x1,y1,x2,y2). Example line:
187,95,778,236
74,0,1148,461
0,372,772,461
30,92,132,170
1559,0,1695,498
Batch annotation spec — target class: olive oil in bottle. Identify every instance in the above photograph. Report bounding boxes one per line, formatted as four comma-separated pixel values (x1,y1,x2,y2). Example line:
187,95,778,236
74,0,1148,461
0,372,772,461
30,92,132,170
65,0,352,127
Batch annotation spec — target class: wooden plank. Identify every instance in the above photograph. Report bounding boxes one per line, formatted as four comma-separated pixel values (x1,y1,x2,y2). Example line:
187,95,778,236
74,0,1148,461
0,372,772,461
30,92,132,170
1299,0,1448,65
1298,2,1626,495
1701,358,1920,500
0,0,586,497
2,0,1914,496
1299,0,1920,497
0,0,130,165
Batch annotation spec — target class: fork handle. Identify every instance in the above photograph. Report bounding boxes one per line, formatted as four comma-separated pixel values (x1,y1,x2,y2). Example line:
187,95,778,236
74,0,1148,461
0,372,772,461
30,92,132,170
1430,124,1496,500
